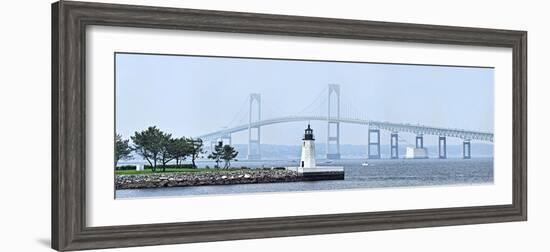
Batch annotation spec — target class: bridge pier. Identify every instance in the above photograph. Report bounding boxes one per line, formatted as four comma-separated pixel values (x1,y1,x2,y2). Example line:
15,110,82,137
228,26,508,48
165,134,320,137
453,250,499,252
463,140,471,159
209,140,216,153
326,122,341,159
368,128,381,159
390,132,399,159
247,93,261,160
220,134,232,146
415,134,424,148
326,84,341,159
438,136,447,159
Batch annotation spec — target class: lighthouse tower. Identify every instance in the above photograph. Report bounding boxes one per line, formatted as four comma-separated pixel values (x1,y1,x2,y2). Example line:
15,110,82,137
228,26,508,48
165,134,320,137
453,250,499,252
287,124,344,180
300,124,316,168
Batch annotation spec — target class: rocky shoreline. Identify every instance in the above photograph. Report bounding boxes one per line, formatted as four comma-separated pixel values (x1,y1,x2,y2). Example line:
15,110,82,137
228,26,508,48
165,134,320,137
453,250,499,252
116,169,303,189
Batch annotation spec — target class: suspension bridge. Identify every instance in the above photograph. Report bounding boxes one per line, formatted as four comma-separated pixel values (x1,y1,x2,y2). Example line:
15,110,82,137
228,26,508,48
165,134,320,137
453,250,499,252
196,84,493,160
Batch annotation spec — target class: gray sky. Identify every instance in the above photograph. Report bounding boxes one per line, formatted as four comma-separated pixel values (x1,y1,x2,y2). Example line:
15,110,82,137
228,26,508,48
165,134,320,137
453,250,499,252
115,53,494,146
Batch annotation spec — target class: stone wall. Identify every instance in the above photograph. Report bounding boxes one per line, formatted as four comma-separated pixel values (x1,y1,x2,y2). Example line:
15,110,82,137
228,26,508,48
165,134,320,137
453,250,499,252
116,169,303,189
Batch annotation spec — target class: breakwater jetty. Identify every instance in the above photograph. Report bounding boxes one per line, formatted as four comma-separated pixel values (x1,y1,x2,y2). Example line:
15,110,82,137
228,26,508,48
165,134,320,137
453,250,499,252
116,169,304,189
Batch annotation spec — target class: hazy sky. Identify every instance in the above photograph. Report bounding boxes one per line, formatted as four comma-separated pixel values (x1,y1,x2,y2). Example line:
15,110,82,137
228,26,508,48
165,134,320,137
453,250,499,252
115,53,494,146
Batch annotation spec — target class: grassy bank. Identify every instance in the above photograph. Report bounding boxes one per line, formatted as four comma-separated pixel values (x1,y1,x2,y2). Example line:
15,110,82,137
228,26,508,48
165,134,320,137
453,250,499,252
116,168,203,175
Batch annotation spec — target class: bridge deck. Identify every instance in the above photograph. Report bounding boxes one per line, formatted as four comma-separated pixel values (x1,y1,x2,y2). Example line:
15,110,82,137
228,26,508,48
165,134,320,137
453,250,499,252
197,116,493,142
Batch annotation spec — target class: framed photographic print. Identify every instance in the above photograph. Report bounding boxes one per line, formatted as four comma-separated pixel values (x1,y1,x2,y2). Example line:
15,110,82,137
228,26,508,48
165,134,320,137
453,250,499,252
52,1,527,251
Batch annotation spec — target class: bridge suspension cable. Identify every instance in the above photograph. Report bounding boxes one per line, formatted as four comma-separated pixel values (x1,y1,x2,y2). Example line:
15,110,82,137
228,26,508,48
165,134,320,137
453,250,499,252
260,96,281,121
222,95,249,128
341,93,368,120
293,86,327,117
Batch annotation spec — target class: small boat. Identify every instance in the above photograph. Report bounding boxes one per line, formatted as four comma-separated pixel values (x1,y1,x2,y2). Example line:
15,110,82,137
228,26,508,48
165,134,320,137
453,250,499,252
323,160,333,164
361,162,369,167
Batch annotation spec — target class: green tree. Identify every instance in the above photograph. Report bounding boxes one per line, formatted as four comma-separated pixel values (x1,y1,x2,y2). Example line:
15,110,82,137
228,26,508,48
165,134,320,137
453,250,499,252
131,126,166,172
221,145,239,169
187,137,205,168
115,134,132,166
207,141,223,168
168,137,191,168
158,132,174,172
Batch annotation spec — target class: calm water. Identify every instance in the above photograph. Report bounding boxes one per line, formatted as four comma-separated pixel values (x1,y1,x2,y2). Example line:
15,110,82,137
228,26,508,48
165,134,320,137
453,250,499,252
116,158,493,199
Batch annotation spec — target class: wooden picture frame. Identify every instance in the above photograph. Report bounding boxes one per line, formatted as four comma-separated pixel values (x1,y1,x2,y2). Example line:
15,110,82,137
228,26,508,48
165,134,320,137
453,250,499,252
52,1,527,251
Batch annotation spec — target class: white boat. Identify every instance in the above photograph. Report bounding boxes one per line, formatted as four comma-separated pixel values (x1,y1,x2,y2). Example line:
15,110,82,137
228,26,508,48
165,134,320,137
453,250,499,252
361,162,369,167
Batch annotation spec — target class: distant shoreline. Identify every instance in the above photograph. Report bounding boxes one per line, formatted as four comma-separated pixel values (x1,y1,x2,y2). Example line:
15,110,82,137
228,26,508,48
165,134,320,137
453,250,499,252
117,156,494,166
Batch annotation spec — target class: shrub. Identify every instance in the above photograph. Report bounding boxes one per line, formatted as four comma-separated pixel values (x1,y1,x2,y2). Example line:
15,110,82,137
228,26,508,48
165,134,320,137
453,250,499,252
144,164,195,169
116,165,136,170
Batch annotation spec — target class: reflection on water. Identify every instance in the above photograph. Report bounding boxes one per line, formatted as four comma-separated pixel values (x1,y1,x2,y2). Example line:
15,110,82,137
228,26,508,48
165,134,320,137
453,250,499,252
116,158,493,199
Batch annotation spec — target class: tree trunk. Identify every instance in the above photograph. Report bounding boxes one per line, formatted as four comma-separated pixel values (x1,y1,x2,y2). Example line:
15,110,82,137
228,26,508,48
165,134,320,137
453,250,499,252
144,156,153,168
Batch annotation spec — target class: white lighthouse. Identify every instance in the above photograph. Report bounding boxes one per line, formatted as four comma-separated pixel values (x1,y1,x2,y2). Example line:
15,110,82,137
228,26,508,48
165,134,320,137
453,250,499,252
286,124,344,180
300,124,316,168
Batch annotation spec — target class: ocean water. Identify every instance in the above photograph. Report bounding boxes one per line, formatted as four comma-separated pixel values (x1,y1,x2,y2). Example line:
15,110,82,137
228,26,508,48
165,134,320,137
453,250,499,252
116,158,493,199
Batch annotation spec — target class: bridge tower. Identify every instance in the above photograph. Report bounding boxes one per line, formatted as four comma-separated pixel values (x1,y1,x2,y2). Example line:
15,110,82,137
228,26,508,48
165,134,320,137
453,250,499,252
415,134,424,148
438,136,447,159
247,93,261,160
463,139,471,159
209,134,231,155
368,126,381,159
390,132,399,159
326,84,341,159
220,133,232,146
